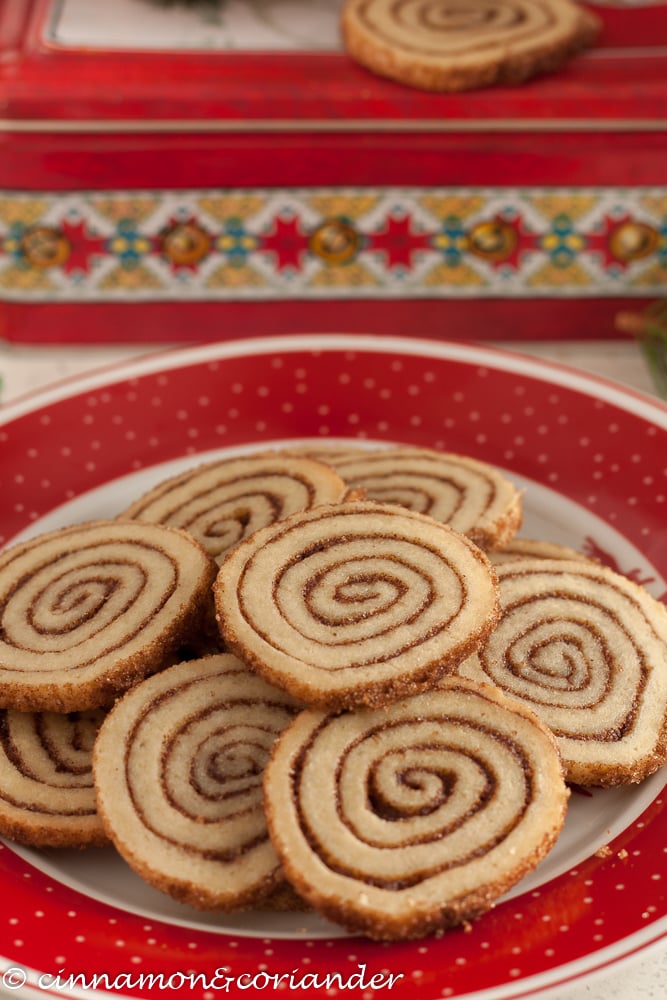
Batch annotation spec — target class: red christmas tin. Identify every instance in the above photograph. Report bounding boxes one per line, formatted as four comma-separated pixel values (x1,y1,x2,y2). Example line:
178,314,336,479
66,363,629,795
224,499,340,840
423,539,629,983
0,0,666,343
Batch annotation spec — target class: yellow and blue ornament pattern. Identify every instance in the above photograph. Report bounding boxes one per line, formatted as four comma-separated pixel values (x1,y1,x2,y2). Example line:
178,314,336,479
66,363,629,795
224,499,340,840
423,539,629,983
0,186,666,301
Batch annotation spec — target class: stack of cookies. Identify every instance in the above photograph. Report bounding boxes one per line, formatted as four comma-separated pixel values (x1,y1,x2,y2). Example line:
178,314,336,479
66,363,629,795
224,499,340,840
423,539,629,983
0,444,665,942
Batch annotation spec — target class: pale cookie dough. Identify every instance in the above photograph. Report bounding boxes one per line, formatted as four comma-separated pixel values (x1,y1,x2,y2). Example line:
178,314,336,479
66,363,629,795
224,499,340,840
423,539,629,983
341,0,600,92
215,500,500,709
93,653,301,911
264,677,569,940
457,557,667,786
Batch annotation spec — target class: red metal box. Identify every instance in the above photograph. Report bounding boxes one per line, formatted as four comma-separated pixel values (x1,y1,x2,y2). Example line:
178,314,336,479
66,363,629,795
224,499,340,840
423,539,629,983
1,0,666,344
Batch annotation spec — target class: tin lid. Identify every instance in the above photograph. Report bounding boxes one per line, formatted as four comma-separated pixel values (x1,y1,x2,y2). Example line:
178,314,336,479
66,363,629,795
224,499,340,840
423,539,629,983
1,0,666,131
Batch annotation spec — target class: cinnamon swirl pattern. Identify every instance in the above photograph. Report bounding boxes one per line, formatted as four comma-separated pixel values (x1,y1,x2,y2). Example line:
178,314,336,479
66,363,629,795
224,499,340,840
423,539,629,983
215,500,500,709
0,708,107,848
324,447,522,550
264,677,569,940
0,520,217,712
120,451,352,564
93,654,300,910
341,0,600,92
457,558,667,786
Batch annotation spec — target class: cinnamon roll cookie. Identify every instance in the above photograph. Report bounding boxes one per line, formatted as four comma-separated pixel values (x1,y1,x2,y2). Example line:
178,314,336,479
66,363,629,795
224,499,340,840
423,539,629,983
93,653,300,911
264,677,569,941
0,707,107,848
0,520,217,713
457,558,667,786
120,451,353,565
215,500,500,709
488,537,592,566
322,447,522,550
341,0,600,92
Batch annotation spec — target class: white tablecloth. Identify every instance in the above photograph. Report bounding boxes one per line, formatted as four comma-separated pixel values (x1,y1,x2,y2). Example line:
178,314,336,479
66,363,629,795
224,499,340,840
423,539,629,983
0,337,665,1000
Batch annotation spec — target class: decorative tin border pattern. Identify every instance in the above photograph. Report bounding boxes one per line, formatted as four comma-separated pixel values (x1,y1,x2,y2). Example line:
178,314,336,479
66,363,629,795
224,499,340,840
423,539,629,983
1,186,666,302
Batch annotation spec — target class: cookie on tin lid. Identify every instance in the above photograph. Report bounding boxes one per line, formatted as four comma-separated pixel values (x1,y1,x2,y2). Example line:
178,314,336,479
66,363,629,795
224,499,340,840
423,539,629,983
341,0,600,92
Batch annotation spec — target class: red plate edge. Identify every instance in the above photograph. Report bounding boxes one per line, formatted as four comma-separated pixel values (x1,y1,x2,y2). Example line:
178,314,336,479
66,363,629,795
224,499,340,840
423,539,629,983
0,334,666,1000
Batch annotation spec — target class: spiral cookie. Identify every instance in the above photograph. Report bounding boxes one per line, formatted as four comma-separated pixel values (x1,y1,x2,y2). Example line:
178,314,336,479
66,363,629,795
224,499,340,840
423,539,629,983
0,519,217,713
0,708,107,848
264,676,568,940
120,451,353,564
325,447,522,550
215,500,500,709
457,558,667,786
93,653,300,910
489,537,592,566
341,0,600,92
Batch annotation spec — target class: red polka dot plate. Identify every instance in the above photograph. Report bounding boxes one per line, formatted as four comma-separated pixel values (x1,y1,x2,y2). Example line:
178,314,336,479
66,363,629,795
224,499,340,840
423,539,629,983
0,335,665,1000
